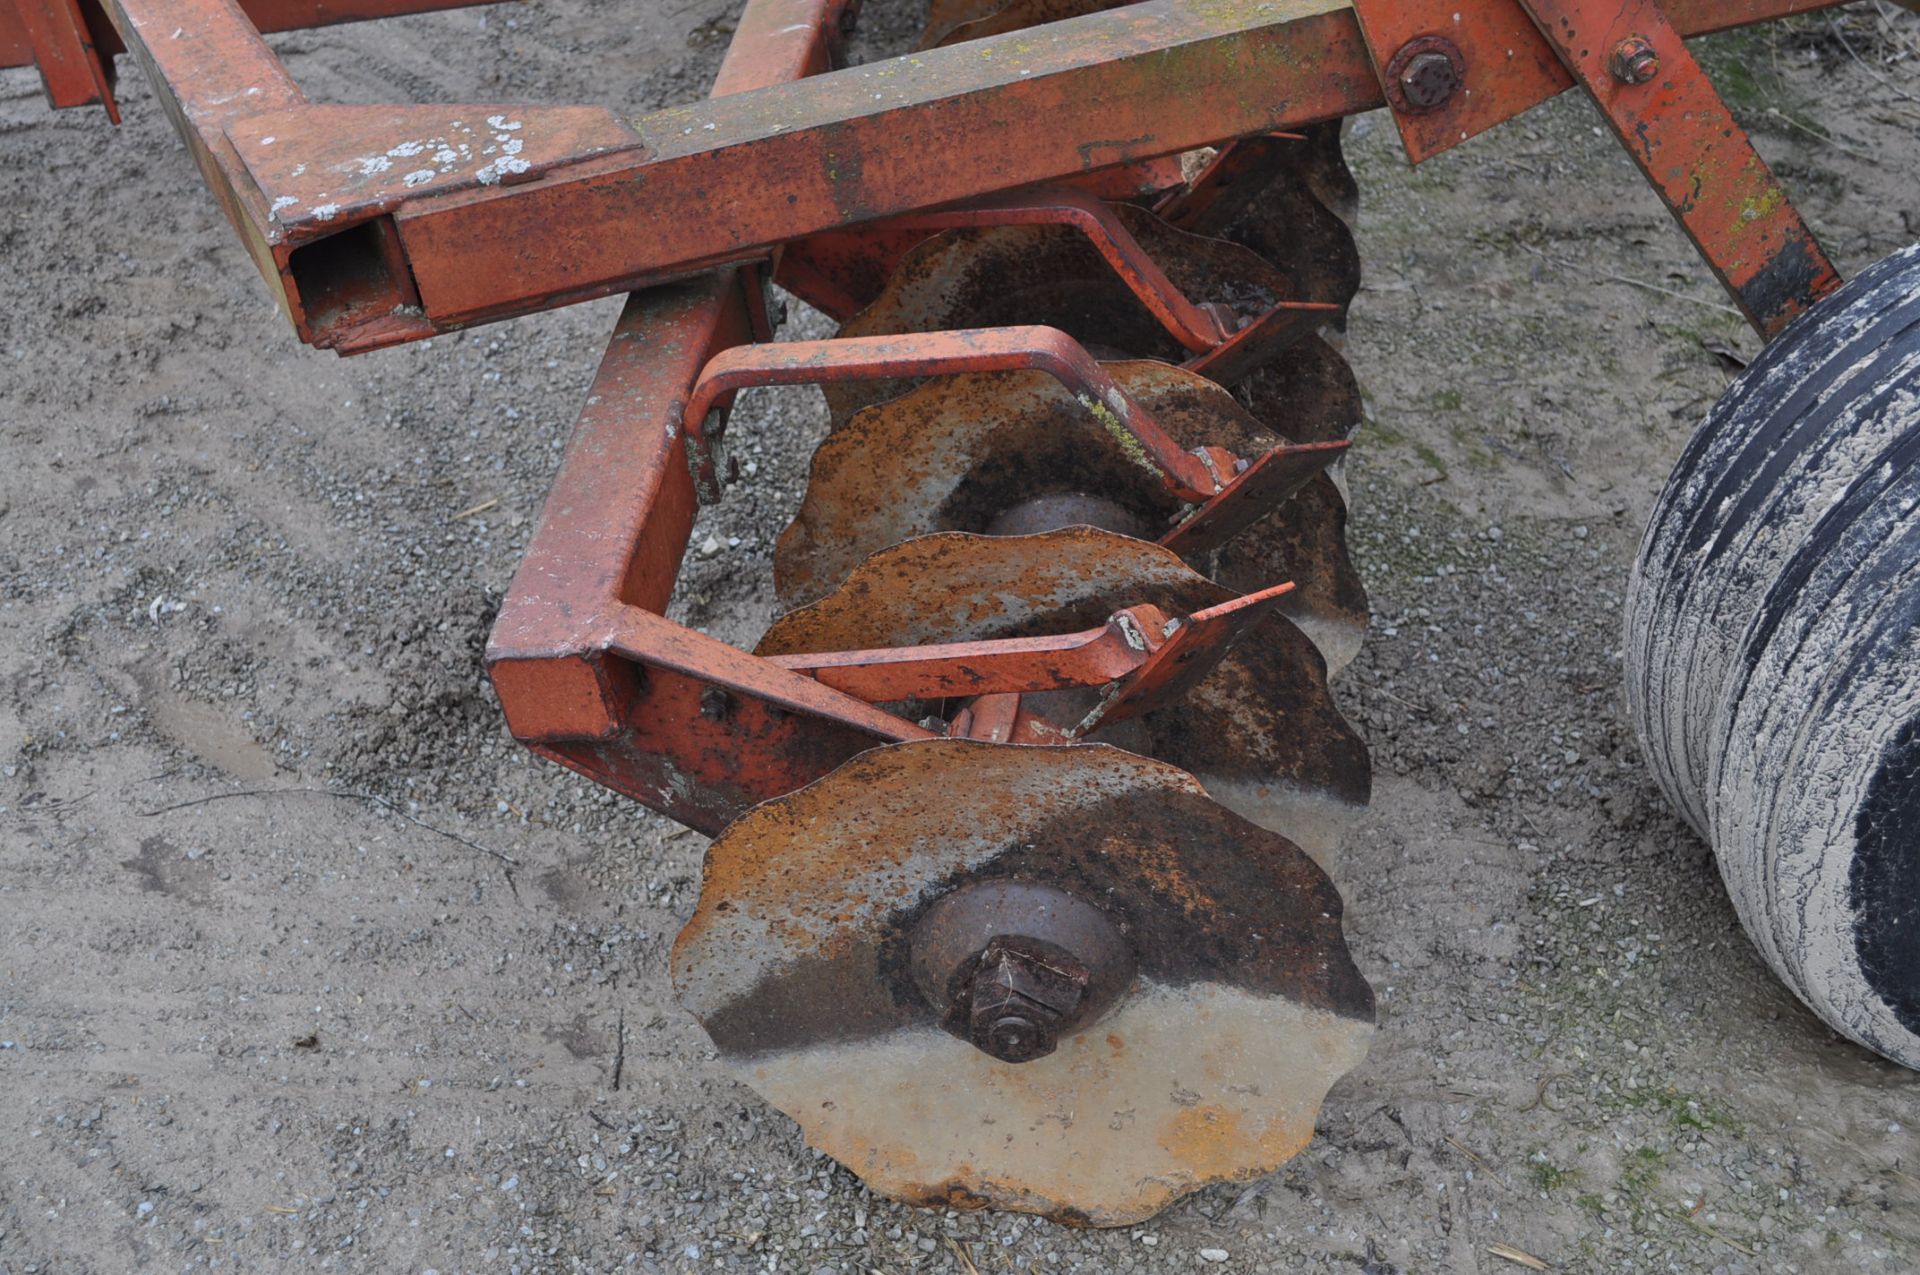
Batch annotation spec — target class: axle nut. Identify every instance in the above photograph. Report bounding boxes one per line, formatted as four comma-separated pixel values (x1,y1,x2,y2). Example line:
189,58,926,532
1609,35,1660,85
965,937,1089,1063
908,880,1136,1065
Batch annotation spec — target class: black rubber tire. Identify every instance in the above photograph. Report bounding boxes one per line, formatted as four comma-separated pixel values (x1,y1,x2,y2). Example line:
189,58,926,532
1625,242,1920,1069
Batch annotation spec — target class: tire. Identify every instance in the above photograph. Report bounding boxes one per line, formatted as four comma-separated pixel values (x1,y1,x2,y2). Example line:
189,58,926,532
1624,241,1920,1069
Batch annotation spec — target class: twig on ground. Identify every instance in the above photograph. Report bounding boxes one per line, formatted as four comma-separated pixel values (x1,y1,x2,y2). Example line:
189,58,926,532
1487,1242,1551,1271
139,786,519,865
1832,15,1920,103
1519,245,1743,319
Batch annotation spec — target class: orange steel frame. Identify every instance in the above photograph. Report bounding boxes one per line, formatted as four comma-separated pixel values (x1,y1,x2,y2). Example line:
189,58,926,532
8,0,1855,833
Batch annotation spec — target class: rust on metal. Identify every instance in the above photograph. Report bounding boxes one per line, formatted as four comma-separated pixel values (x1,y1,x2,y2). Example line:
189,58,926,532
1216,341,1370,672
826,201,1312,420
216,0,1392,351
763,602,1192,704
683,326,1220,503
1608,34,1660,85
36,0,1843,350
1350,0,1848,165
760,529,1371,858
774,360,1246,605
671,739,1374,1226
774,355,1368,679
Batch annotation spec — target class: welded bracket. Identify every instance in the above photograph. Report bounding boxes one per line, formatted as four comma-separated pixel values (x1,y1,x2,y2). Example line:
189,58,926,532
1514,0,1841,337
1349,0,1569,163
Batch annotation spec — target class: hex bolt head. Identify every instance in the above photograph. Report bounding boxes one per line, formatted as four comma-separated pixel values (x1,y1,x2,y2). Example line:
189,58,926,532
699,687,731,721
1609,36,1659,85
1397,50,1460,111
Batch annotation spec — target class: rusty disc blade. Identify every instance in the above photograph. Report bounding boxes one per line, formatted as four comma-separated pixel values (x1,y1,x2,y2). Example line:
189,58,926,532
761,527,1370,857
671,739,1374,1226
1229,346,1370,672
823,203,1297,426
1159,128,1362,336
776,357,1368,673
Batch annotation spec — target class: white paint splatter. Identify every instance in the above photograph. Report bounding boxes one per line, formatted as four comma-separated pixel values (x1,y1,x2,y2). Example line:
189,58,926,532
475,156,532,185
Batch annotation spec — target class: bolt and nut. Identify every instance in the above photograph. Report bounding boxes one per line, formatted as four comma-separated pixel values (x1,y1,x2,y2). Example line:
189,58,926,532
1385,38,1465,115
1398,51,1460,110
1609,35,1659,85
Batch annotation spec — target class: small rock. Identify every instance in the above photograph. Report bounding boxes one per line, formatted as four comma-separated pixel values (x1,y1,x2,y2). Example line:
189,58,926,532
699,536,721,557
1198,1249,1229,1264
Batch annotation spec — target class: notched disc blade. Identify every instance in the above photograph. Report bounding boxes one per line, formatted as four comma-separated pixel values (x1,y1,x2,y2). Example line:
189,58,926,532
671,740,1374,1226
824,204,1297,425
1163,127,1361,324
777,356,1368,673
761,527,1370,856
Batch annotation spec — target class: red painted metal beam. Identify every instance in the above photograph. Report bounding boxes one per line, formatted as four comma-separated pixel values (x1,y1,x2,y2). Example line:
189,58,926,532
84,0,1853,353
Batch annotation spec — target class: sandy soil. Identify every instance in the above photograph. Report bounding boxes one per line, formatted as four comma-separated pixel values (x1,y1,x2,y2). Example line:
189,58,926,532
3,4,1919,1272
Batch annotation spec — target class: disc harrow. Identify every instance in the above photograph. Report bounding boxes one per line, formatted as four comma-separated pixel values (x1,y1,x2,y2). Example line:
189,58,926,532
14,0,1906,1228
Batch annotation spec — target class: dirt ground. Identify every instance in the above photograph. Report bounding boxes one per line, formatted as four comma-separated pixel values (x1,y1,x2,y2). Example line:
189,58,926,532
4,4,1920,1273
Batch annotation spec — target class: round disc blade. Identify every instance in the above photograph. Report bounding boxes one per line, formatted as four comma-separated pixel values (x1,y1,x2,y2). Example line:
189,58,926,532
775,357,1368,672
671,739,1375,1226
761,527,1370,855
823,204,1295,425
